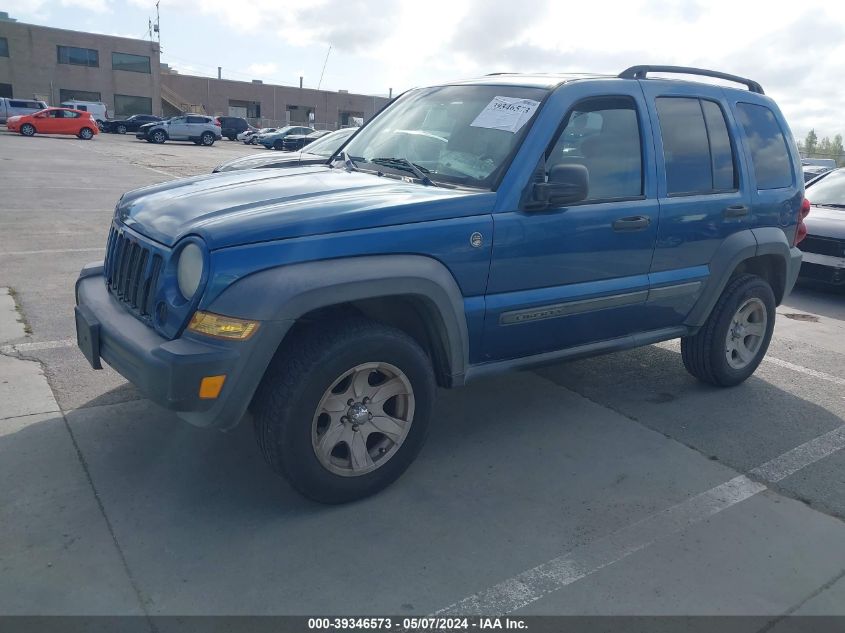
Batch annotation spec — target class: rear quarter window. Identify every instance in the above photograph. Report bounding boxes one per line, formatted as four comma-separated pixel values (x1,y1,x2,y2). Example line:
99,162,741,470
735,103,792,190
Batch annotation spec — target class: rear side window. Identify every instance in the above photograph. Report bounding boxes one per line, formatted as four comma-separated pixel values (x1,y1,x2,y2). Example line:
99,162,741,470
656,97,737,195
187,116,207,123
736,103,792,189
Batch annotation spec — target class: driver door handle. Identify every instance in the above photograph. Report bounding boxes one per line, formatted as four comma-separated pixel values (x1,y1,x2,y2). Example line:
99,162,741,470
612,215,651,231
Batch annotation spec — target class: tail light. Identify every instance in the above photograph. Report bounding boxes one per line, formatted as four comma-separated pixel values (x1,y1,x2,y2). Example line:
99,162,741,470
794,198,810,245
214,118,221,127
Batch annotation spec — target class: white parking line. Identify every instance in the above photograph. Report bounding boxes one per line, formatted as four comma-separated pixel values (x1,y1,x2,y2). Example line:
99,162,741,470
763,356,845,388
0,247,105,256
434,422,845,616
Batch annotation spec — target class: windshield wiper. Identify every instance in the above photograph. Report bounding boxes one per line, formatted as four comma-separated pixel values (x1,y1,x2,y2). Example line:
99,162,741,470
369,157,437,186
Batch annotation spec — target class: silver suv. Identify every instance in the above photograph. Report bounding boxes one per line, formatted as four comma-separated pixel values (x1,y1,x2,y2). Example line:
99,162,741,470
136,114,222,146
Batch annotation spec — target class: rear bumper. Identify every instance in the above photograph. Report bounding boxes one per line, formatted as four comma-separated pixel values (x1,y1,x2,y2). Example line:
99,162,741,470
75,263,291,429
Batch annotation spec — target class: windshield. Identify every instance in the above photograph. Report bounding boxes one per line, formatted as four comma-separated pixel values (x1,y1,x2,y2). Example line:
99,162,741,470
307,128,356,157
342,84,548,189
807,169,845,207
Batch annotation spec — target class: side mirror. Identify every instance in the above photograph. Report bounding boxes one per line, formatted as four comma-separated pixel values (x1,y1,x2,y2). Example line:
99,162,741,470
532,164,589,207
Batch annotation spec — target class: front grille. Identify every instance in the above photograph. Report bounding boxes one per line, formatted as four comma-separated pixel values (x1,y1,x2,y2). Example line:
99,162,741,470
103,225,163,319
799,235,845,258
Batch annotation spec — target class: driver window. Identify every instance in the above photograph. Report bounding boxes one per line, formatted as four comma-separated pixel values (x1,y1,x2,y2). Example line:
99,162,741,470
546,96,643,201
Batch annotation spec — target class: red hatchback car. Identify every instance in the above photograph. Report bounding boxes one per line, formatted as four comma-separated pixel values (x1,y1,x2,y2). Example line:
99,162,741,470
7,107,99,140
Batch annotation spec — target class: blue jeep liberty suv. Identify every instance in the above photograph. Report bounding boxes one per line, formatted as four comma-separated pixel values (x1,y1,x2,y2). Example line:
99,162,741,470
75,66,808,503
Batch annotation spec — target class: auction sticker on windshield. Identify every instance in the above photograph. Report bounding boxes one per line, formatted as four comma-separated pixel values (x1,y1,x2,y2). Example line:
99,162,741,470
470,96,540,133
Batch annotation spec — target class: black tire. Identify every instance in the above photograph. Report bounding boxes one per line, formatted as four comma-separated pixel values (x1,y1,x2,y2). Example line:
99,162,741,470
200,131,215,146
151,129,167,144
20,123,36,137
116,124,127,135
78,127,94,140
251,317,436,503
681,274,776,387
273,139,284,150
227,134,236,141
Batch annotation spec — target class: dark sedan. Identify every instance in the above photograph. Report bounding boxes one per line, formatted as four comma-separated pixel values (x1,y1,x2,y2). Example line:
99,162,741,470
103,114,163,134
280,129,332,152
800,168,845,286
212,127,357,173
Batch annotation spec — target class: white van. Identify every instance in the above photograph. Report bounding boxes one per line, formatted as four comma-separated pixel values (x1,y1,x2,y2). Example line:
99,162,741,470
0,97,48,124
60,100,109,124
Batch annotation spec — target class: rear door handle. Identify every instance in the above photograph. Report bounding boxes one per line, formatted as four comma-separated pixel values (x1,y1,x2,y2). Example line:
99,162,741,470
612,215,651,231
723,204,749,218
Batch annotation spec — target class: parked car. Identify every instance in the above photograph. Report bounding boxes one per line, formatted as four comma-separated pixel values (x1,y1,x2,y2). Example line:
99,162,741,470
0,97,48,124
803,165,833,183
216,116,252,141
7,107,99,139
802,158,837,169
75,65,805,503
136,115,222,146
103,114,163,134
213,127,357,173
60,100,109,126
280,129,331,151
257,125,314,150
239,127,274,144
799,168,845,286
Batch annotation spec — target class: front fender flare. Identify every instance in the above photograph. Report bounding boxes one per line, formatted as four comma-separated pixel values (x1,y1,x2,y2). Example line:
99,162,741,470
208,255,470,385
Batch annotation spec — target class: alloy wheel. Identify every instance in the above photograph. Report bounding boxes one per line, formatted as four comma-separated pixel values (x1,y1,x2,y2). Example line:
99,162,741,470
725,297,767,369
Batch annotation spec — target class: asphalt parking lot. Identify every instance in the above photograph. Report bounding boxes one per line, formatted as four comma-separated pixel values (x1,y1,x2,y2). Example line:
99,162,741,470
1,130,845,621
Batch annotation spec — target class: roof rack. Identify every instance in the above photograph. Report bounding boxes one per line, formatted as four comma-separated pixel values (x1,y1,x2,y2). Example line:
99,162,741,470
618,65,764,94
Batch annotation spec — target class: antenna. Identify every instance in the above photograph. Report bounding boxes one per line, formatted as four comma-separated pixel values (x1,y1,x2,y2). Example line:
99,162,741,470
153,0,161,49
317,45,331,90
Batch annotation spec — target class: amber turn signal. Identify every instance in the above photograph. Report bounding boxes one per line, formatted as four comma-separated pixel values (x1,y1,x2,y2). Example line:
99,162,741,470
187,311,259,340
199,375,226,399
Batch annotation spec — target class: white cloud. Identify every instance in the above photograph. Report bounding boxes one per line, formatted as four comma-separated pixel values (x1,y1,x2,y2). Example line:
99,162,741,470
245,62,278,77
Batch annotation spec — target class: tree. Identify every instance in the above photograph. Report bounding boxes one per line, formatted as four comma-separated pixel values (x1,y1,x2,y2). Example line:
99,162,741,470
805,129,818,155
818,136,832,157
831,134,844,167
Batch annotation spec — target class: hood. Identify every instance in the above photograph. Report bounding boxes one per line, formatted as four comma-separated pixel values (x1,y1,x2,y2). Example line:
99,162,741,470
117,166,494,250
138,122,157,129
807,205,845,240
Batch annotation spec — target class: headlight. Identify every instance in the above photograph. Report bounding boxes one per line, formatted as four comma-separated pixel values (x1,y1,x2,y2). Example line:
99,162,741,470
177,242,204,299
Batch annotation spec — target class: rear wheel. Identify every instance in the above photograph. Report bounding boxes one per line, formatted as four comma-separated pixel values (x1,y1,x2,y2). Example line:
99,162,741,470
20,123,36,137
252,317,435,503
681,274,775,387
78,127,94,140
200,131,215,146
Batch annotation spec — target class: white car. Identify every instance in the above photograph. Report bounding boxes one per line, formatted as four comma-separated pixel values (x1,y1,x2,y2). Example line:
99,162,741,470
242,127,277,144
60,100,109,126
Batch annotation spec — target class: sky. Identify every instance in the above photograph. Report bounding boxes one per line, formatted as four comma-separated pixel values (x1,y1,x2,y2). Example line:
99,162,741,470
7,0,845,140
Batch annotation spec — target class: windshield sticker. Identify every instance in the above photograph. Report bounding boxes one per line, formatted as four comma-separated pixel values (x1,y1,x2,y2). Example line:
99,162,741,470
470,96,540,133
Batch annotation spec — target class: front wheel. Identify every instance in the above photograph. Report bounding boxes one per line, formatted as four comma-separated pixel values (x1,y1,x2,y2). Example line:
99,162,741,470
252,318,436,503
116,124,127,134
20,123,36,137
78,127,94,140
273,139,284,150
681,274,776,387
151,130,166,144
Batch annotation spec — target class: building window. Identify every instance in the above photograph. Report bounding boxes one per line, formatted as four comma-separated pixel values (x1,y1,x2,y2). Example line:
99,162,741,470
229,99,261,119
59,89,102,103
0,83,12,99
112,52,151,74
339,111,364,127
287,105,313,125
57,45,99,67
114,94,153,116
0,37,8,57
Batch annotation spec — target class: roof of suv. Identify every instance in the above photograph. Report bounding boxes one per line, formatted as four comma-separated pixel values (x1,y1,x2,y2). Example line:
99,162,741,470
447,66,766,95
